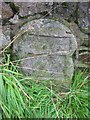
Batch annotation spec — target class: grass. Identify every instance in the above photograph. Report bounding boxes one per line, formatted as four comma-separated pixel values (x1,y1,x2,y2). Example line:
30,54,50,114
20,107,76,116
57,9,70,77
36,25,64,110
0,54,90,118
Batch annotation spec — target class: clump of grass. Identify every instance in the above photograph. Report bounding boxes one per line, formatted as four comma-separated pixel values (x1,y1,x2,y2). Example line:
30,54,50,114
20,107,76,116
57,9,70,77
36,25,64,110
0,54,90,118
0,54,31,118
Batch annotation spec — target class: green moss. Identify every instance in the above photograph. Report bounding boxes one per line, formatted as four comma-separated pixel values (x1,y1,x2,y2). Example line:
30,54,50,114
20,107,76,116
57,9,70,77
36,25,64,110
67,14,73,23
61,2,68,8
9,2,19,14
79,27,90,35
74,2,79,25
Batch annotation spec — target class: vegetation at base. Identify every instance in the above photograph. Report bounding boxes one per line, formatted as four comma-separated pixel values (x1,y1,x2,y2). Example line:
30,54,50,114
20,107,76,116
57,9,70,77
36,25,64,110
0,54,90,118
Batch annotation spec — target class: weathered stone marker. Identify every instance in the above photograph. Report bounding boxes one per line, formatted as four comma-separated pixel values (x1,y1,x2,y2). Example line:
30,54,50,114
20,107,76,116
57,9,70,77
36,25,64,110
13,19,77,91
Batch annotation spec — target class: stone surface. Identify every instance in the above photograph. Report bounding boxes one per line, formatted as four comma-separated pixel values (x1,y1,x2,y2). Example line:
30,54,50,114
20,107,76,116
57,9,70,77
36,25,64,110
2,3,13,19
79,53,90,64
2,2,89,30
78,3,89,29
15,2,52,17
13,19,77,90
2,25,11,43
67,22,88,46
1,2,89,70
14,2,89,31
0,3,2,25
0,25,10,50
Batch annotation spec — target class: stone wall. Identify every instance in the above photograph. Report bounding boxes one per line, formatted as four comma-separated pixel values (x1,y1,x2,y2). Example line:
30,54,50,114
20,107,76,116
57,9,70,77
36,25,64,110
0,2,89,92
1,2,89,68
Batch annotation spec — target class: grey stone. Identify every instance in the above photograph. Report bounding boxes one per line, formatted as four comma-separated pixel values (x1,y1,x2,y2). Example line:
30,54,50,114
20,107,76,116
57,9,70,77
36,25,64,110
0,33,7,48
2,3,13,19
13,19,77,91
9,15,19,24
6,2,89,32
0,27,9,49
15,2,52,17
78,3,89,29
67,22,88,46
2,25,11,43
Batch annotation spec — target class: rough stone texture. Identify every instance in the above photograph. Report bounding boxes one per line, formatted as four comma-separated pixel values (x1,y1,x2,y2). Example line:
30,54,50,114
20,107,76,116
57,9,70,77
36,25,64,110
15,2,52,17
0,3,2,18
2,25,11,43
67,22,88,47
0,25,10,50
78,2,89,30
13,19,77,90
1,2,89,70
79,52,90,64
14,2,89,31
2,2,89,30
0,26,9,69
2,2,13,19
60,21,89,67
0,3,2,25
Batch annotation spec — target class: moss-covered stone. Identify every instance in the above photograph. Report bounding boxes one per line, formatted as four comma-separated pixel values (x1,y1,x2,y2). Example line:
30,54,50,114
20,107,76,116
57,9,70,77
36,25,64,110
13,19,77,92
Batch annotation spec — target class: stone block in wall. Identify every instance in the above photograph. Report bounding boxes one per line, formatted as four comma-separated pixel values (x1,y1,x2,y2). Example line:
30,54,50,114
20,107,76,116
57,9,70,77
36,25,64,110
2,2,13,19
15,2,52,18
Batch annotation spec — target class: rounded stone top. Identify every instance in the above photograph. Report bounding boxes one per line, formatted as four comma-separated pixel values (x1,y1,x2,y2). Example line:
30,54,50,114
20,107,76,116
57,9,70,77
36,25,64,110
20,19,77,56
21,19,74,36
